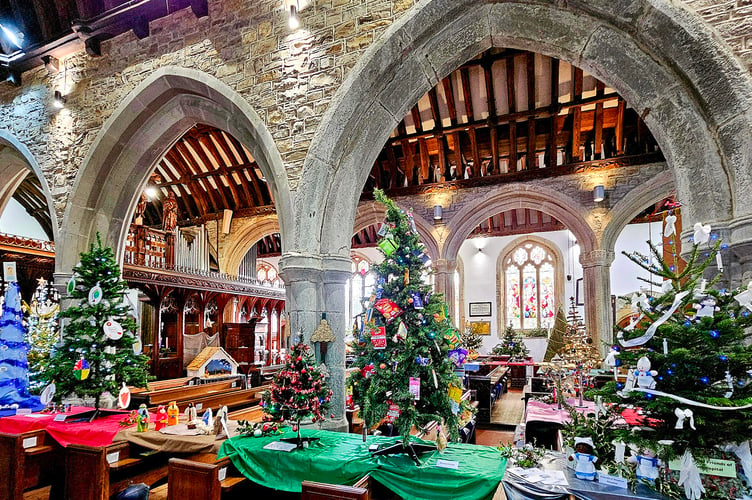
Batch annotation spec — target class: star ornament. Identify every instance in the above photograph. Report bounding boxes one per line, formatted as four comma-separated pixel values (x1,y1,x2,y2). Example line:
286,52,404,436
36,276,48,287
735,282,752,312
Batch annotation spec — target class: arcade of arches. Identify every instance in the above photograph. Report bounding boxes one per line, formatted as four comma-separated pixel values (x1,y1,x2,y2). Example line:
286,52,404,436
2,0,752,427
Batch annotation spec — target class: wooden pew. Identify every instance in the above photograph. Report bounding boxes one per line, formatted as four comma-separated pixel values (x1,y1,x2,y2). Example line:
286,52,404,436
131,378,244,408
166,453,248,500
0,429,63,500
301,475,371,500
226,404,264,422
65,441,172,500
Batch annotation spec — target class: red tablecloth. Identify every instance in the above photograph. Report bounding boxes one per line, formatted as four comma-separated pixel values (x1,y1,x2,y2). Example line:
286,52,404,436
525,399,655,427
0,407,140,447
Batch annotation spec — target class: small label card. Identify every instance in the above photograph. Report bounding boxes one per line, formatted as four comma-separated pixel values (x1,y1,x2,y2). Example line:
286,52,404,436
435,459,459,470
22,436,38,449
106,451,120,464
668,458,736,478
15,408,32,415
53,414,67,422
195,403,203,410
218,467,227,482
598,472,629,489
263,441,298,452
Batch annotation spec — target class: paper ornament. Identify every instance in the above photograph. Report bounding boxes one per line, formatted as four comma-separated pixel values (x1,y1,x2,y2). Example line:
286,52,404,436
403,268,409,286
118,382,131,409
378,237,398,256
448,347,468,367
384,401,400,423
374,298,403,322
88,283,103,305
410,291,424,309
674,408,695,430
370,326,386,349
133,337,143,355
103,319,124,340
361,363,375,378
693,222,711,246
377,223,388,237
734,282,752,311
40,383,56,405
444,329,461,349
73,358,90,380
448,385,463,403
409,377,420,400
67,276,76,295
664,213,677,237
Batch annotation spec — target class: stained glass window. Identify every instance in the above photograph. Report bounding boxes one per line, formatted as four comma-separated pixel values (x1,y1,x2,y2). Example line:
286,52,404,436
504,241,557,331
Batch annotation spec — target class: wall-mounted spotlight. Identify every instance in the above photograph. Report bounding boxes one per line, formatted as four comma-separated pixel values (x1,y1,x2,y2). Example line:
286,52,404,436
593,184,605,203
433,204,443,222
52,90,66,109
288,2,300,30
144,185,159,199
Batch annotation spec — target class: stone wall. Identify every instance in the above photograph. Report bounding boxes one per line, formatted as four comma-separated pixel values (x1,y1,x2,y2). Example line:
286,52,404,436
0,0,746,237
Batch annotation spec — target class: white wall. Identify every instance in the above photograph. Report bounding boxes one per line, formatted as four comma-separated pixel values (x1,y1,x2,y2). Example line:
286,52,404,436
0,198,48,240
457,221,662,354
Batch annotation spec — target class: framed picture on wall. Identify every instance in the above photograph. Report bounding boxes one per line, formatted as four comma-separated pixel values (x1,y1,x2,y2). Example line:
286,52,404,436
469,302,492,317
469,321,491,335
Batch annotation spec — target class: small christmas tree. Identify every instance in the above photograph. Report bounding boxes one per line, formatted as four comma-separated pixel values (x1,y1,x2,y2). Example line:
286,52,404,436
348,190,471,463
492,323,530,360
261,333,332,447
40,234,149,414
544,307,567,362
24,278,60,394
460,322,483,358
595,232,752,499
558,298,601,368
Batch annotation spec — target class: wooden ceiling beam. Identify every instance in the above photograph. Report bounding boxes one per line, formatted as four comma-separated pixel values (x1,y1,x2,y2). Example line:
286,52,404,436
571,67,584,162
195,134,243,210
418,138,430,185
411,105,424,134
483,61,496,120
442,76,457,127
427,88,442,131
225,133,267,206
401,140,415,185
184,136,236,211
468,128,481,175
615,98,625,155
460,67,474,122
526,53,536,170
548,58,560,169
165,149,214,215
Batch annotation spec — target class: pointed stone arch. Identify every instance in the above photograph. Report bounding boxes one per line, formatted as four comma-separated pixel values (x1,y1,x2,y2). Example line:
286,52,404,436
59,67,292,276
299,0,752,264
223,214,281,276
0,131,58,242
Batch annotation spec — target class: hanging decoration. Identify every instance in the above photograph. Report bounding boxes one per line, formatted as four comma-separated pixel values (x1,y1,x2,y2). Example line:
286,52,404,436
664,213,677,237
73,357,90,381
618,291,689,347
67,275,77,296
88,283,103,305
103,319,124,340
692,223,711,246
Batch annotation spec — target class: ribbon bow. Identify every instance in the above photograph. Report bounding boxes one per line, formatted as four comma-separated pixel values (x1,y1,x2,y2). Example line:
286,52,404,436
674,408,696,430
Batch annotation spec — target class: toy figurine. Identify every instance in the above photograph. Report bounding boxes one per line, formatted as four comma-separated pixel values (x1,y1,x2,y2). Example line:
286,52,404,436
634,356,658,390
568,437,598,480
136,404,149,432
185,403,198,429
167,400,179,426
628,448,662,483
154,405,168,431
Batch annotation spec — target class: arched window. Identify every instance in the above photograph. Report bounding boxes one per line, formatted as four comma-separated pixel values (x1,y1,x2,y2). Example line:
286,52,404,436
347,254,377,330
256,261,281,286
502,241,558,331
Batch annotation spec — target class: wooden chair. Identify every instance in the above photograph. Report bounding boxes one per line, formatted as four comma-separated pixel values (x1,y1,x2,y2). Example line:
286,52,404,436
0,429,63,500
301,474,371,500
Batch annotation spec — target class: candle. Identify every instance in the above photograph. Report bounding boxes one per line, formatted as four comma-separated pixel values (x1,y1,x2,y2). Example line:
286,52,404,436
663,338,668,355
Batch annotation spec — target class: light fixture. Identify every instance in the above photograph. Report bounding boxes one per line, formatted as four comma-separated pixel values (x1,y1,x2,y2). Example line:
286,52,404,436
42,55,60,74
593,185,605,203
52,90,66,109
0,23,23,50
144,185,158,199
433,204,443,221
288,2,300,30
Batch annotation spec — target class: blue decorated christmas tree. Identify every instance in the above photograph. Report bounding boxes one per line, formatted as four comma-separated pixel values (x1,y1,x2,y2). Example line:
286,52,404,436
0,282,40,409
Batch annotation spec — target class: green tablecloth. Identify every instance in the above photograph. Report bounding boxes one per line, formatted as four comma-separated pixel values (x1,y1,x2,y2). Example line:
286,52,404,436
218,428,506,500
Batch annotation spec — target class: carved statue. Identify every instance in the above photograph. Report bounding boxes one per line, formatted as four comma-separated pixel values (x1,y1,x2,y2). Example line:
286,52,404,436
162,192,178,232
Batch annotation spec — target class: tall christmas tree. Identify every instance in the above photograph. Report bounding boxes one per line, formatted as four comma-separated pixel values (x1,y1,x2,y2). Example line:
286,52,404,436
348,190,471,461
261,333,332,447
24,278,60,394
558,298,601,368
40,235,149,412
492,323,530,360
544,306,567,362
597,231,752,499
0,282,40,409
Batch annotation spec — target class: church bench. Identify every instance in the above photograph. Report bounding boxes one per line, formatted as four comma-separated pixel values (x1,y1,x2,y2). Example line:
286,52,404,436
167,453,249,500
171,387,263,414
0,429,64,500
132,378,244,407
301,474,372,500
65,441,179,500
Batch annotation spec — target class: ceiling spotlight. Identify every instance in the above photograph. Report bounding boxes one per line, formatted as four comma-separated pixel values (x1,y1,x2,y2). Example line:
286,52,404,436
433,204,443,221
593,184,605,203
288,3,300,30
52,90,66,109
0,23,23,50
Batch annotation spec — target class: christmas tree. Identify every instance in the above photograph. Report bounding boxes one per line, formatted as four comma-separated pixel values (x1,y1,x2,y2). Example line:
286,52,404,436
0,282,40,409
543,307,567,362
24,278,60,394
558,298,601,368
261,333,332,447
596,232,752,499
40,235,149,411
460,322,483,359
347,190,471,461
492,323,530,360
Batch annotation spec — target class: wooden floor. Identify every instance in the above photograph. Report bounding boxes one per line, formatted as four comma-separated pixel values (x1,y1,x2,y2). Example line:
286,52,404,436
490,388,525,427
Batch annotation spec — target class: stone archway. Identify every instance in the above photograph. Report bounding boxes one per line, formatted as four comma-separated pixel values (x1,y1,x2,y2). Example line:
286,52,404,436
59,67,292,277
0,131,59,242
222,215,281,276
298,0,752,263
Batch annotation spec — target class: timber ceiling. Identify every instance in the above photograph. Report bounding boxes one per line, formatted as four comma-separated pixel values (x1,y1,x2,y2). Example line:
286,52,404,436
12,175,53,241
139,123,275,228
366,48,660,193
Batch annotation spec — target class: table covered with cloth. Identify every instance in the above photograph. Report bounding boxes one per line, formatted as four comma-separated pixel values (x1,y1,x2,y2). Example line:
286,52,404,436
218,428,507,500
